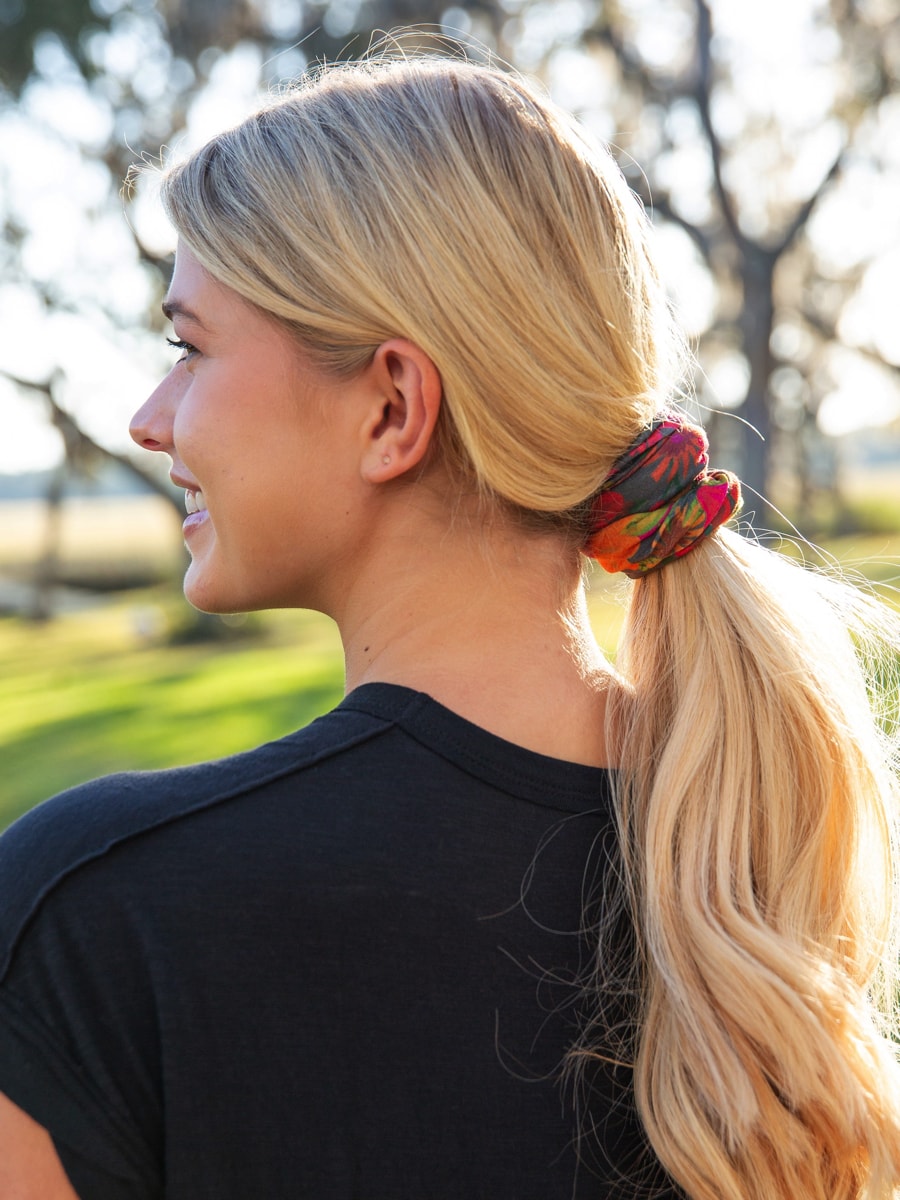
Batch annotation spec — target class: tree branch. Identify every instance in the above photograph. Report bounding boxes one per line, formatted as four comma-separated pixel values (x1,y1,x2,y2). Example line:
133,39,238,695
640,189,715,264
799,306,900,378
774,149,844,256
3,371,182,517
691,0,748,253
582,21,692,107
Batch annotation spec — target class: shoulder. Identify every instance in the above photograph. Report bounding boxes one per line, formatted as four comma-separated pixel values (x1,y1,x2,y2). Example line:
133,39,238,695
0,697,397,978
0,681,615,976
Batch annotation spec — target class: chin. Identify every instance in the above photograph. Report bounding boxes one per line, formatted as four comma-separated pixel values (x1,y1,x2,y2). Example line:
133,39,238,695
183,553,322,615
183,565,250,616
184,593,240,616
183,589,239,616
183,568,297,616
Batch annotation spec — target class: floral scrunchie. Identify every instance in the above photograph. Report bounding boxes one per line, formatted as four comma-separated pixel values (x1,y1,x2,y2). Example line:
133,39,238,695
583,413,741,578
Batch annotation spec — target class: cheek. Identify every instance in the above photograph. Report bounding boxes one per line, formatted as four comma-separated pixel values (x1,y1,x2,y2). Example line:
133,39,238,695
174,398,238,480
172,398,205,458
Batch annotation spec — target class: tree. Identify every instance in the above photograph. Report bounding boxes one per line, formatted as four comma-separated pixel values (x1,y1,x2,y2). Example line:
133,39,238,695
0,1,488,491
548,0,900,514
1,0,898,541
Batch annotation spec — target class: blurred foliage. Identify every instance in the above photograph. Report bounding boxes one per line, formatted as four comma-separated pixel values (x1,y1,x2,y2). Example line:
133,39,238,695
835,493,900,537
765,496,900,541
578,0,900,506
1,0,898,552
0,0,109,90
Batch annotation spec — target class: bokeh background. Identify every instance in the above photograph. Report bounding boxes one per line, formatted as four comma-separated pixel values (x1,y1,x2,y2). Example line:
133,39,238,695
2,0,899,825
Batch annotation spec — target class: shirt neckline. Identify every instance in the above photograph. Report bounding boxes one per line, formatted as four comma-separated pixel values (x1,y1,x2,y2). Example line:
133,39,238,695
338,682,614,812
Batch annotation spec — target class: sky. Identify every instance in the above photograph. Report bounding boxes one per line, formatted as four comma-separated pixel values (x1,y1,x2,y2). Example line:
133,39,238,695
1,0,899,475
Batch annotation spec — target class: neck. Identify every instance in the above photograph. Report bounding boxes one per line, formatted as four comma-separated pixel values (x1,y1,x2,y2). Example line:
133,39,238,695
331,499,619,767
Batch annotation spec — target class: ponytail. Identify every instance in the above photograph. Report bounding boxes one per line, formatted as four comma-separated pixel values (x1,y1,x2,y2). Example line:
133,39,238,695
586,528,900,1198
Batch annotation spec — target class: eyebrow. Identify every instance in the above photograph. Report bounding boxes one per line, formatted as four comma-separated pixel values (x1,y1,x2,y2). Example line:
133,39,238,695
162,299,208,329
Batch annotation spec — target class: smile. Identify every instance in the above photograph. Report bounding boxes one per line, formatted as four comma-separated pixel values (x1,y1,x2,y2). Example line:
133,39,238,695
183,489,209,541
184,489,207,515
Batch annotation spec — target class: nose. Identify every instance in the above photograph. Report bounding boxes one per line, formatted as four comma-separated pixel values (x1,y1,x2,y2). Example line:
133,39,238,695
130,371,178,453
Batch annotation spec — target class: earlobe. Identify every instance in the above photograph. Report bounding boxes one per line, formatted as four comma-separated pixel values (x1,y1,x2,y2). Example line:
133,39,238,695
360,339,442,484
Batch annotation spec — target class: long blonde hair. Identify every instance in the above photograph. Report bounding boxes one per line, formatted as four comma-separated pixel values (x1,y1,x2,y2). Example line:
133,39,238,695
161,53,900,1197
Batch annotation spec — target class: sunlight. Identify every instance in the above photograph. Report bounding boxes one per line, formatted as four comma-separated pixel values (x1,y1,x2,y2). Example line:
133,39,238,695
2,0,899,479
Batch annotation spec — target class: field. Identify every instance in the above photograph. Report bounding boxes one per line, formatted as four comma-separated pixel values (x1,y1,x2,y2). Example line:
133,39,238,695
0,599,348,828
1,494,898,830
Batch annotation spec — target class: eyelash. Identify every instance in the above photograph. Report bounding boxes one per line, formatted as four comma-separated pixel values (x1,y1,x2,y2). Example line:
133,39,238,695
166,337,197,359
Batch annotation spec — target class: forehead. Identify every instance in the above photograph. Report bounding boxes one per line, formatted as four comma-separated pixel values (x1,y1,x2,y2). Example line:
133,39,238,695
163,244,220,324
162,241,319,376
163,243,269,337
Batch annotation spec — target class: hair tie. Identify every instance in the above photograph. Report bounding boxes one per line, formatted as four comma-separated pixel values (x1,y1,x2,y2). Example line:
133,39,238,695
583,412,741,578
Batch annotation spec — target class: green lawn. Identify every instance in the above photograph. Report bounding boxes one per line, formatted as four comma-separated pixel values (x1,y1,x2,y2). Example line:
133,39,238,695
0,581,631,830
0,602,347,829
2,533,897,832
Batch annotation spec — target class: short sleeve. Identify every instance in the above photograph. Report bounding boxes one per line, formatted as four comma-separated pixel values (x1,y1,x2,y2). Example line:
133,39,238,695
0,986,159,1199
0,795,164,1199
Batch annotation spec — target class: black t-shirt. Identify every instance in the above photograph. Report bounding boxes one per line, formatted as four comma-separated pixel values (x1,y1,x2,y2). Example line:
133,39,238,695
0,683,674,1198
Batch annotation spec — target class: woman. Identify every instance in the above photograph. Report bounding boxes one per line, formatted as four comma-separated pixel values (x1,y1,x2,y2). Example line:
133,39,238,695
1,52,899,1200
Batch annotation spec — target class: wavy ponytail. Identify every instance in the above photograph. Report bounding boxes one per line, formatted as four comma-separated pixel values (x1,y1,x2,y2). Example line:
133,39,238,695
593,528,900,1198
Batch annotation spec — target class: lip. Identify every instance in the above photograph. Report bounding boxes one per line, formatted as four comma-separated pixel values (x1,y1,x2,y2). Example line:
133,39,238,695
182,490,208,539
182,507,208,539
171,472,201,492
171,474,208,539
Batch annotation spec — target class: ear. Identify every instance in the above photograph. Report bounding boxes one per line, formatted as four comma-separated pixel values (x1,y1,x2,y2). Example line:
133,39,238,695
358,339,443,483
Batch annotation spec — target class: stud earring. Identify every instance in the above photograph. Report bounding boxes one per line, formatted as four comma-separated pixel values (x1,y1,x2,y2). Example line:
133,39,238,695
381,455,391,465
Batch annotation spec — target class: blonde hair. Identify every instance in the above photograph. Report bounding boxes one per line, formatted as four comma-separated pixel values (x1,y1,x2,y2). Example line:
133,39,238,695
161,53,900,1198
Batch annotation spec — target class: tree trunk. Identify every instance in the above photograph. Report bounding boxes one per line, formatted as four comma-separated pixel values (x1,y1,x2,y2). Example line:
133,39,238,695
30,465,67,622
738,248,776,519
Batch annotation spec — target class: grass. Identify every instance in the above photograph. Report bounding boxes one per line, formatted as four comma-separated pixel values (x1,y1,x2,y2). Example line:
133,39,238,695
0,600,346,829
0,581,631,831
2,489,899,832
